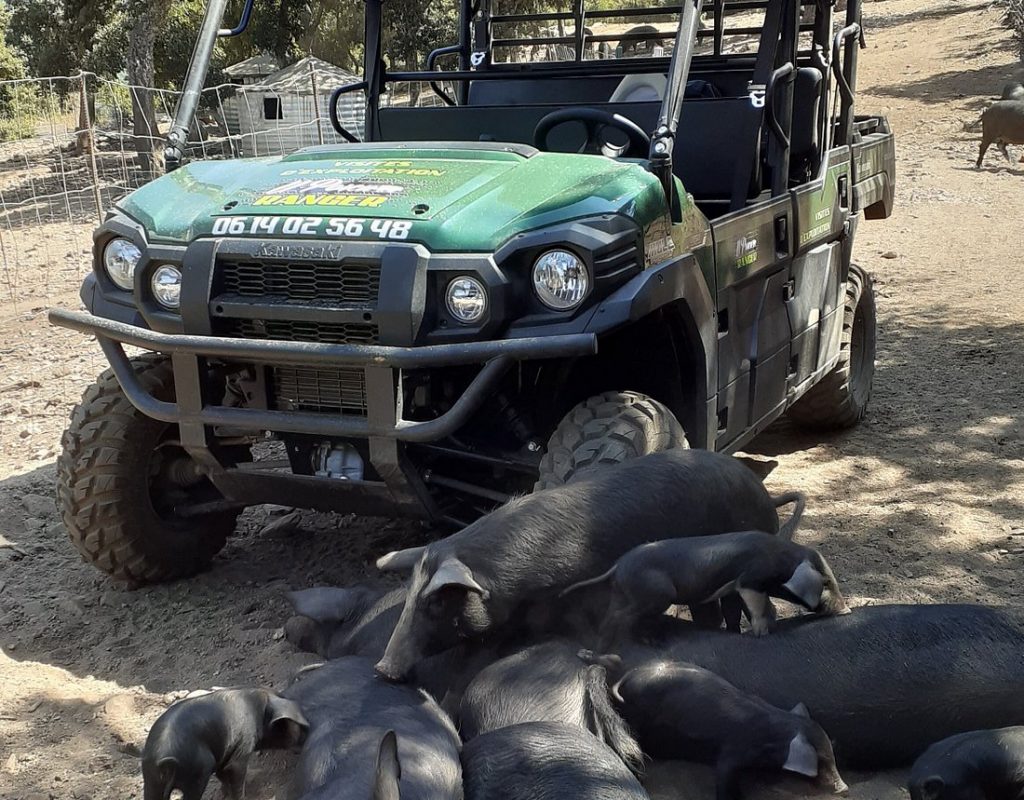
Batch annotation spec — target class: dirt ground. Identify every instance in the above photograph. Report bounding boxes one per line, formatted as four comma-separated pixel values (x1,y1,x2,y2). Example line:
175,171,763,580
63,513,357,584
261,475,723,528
2,0,1024,797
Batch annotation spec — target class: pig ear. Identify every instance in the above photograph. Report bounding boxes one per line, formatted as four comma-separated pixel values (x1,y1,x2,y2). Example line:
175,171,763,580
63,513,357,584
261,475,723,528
377,546,427,573
790,702,811,718
156,756,177,782
373,730,402,800
264,695,310,748
423,558,489,599
783,561,825,609
783,732,819,778
919,776,945,800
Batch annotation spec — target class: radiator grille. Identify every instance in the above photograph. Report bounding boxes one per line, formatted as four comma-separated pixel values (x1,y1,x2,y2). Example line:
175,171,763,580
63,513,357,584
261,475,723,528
270,365,367,414
222,318,379,345
218,259,380,305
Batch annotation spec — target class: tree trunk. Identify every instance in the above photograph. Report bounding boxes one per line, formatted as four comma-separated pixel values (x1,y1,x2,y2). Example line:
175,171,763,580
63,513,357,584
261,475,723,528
126,0,171,178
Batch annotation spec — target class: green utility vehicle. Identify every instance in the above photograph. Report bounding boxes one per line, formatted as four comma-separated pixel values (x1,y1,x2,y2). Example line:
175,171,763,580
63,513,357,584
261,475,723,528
51,0,895,583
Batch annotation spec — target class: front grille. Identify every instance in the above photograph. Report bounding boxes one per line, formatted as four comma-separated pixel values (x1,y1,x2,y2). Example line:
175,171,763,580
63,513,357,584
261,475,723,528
270,365,367,414
221,318,380,345
218,259,381,305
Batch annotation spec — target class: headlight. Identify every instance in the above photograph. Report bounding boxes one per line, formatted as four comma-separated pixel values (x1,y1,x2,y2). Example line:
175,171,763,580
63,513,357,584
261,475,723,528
151,265,182,309
445,276,487,324
532,249,589,311
102,238,142,291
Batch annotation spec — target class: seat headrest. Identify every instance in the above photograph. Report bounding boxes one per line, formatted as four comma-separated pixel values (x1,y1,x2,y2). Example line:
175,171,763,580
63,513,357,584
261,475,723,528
610,74,668,103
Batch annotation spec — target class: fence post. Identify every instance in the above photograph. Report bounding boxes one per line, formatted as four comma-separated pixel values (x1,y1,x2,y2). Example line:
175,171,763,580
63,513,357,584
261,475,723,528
309,60,325,146
79,74,104,224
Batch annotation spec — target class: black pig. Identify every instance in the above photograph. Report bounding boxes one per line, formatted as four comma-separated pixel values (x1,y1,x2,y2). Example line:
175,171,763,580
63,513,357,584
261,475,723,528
284,656,463,799
142,688,309,800
374,449,804,682
561,531,848,642
590,656,846,800
619,604,1024,768
285,585,405,659
461,721,650,800
909,726,1024,800
459,640,643,772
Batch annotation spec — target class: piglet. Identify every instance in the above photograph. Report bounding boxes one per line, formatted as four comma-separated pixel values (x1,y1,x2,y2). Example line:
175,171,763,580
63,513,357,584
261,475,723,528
585,655,847,800
909,726,1024,800
285,585,404,660
459,639,643,772
142,687,309,800
462,721,649,800
562,531,848,642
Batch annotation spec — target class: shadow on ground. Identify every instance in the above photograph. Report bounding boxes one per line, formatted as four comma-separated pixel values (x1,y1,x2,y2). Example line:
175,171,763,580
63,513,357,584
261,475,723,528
1,307,1022,691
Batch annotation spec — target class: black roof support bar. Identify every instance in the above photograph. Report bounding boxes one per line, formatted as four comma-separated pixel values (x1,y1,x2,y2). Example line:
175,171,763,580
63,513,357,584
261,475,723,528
649,0,704,209
165,0,230,172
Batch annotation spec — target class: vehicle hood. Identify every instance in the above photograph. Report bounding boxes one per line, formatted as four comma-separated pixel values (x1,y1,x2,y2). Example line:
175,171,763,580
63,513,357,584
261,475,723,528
118,145,668,251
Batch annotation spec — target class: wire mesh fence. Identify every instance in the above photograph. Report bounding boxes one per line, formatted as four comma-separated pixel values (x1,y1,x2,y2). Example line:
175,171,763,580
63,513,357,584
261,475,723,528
0,67,367,311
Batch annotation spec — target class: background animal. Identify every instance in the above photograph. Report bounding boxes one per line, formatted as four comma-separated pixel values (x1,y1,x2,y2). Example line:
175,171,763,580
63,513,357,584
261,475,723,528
976,100,1024,166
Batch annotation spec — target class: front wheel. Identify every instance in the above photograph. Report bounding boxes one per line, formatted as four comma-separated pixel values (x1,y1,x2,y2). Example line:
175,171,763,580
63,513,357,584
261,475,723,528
788,264,877,430
56,354,242,585
535,390,688,490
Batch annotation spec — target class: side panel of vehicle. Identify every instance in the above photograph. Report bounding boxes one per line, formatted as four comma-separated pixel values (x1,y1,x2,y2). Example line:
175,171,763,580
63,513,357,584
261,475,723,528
786,148,853,404
710,195,793,449
850,117,896,221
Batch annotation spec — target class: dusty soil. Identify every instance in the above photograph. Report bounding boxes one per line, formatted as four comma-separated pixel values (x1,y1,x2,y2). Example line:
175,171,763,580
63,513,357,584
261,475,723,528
2,0,1024,797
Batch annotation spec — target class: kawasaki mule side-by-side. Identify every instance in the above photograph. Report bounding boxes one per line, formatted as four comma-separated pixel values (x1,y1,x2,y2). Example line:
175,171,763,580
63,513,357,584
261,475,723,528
50,0,895,583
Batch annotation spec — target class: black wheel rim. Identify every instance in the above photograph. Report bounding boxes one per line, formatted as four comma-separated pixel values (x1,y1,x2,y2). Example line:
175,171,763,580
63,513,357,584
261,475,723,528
147,427,231,522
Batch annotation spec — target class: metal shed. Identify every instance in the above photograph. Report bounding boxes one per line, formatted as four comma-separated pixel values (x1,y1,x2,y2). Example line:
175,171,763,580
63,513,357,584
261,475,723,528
231,56,365,157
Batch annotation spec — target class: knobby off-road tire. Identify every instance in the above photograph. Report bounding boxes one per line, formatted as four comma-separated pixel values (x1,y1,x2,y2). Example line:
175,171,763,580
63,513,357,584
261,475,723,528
57,354,241,584
788,264,877,431
535,390,688,490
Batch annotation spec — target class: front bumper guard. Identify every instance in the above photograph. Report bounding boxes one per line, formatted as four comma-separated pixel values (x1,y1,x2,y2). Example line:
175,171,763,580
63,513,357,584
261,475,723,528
49,307,598,443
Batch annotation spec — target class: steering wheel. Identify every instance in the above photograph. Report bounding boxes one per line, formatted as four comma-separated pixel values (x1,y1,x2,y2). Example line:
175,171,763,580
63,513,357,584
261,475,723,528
533,108,652,158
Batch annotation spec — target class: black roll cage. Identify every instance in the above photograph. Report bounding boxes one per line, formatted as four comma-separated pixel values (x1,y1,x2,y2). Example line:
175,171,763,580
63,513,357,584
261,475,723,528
167,0,865,210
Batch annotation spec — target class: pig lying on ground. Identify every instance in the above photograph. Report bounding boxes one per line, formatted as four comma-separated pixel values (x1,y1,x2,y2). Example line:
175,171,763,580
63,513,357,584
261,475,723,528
283,656,463,799
374,449,805,682
561,532,848,642
582,655,846,800
141,688,309,800
458,640,643,772
283,585,503,715
285,585,405,659
619,604,1024,768
909,726,1024,800
461,721,650,800
976,100,1024,166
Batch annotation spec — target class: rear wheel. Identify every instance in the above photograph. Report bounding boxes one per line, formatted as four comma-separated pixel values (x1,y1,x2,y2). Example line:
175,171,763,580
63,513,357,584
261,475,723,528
535,390,688,490
57,354,242,585
788,264,877,430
